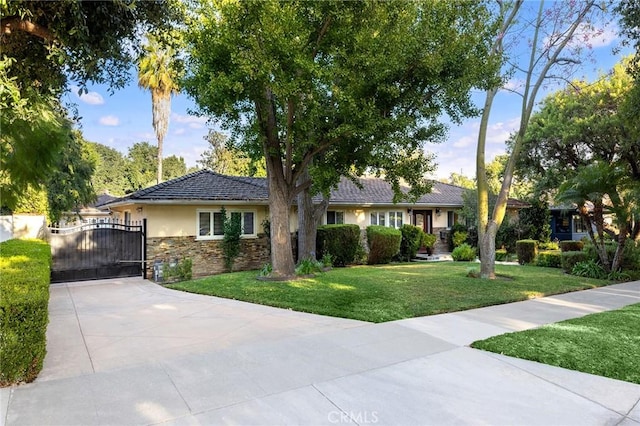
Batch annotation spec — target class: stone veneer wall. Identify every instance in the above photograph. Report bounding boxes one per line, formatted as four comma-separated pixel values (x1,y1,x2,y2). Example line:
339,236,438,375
146,235,271,279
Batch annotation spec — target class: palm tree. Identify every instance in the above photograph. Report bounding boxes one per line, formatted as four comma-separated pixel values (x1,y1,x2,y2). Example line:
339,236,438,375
137,35,179,184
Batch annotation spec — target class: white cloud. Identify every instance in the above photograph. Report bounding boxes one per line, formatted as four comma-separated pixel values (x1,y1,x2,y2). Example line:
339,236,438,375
486,118,520,144
452,136,474,148
574,23,618,49
99,115,120,126
71,86,105,105
171,113,208,129
174,128,186,135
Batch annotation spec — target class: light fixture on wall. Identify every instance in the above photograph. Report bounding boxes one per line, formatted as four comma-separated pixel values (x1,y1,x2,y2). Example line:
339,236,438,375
435,208,441,216
136,207,143,213
407,208,412,214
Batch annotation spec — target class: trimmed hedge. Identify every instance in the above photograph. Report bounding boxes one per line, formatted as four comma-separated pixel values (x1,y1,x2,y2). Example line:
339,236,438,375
516,239,538,265
0,239,51,386
536,250,562,268
316,224,361,267
398,225,426,262
367,226,401,265
560,240,584,252
561,251,588,273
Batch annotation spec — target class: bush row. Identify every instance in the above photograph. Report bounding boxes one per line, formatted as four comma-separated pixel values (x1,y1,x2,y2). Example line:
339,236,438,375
0,239,51,386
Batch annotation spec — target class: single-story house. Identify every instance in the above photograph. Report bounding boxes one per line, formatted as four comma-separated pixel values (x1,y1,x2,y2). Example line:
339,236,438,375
549,203,613,242
100,170,526,278
57,192,118,227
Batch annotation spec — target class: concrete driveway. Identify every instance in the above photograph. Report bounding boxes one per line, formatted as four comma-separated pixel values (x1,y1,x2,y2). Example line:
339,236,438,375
2,277,640,425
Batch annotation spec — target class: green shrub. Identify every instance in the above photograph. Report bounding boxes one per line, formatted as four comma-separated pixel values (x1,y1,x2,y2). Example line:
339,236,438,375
448,223,468,251
366,226,401,265
316,224,361,266
0,239,51,386
536,250,562,268
516,239,538,265
559,240,584,252
561,251,588,273
451,243,476,261
295,258,324,276
572,260,607,279
398,225,425,262
163,258,193,282
539,241,559,251
496,220,520,253
423,233,437,253
495,249,508,261
221,207,242,272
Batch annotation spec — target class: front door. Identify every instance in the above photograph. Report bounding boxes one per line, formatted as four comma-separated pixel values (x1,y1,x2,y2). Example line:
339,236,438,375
413,210,432,234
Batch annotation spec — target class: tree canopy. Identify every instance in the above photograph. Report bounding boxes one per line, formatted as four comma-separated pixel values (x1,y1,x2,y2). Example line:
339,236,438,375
518,58,640,270
184,0,501,277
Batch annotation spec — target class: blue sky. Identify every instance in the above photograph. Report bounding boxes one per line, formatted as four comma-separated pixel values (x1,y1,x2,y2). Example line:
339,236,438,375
66,8,630,181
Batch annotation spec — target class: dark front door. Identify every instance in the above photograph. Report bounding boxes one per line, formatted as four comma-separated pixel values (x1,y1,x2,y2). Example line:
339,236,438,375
49,221,145,283
413,210,433,234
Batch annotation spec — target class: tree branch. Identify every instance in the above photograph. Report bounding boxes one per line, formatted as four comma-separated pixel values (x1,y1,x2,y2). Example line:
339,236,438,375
1,16,55,43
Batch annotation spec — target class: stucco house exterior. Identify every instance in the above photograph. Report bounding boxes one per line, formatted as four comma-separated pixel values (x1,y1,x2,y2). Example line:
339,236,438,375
100,170,525,278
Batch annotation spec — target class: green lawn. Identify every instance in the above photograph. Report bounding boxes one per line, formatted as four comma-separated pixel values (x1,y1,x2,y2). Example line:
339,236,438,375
167,262,608,322
471,303,640,385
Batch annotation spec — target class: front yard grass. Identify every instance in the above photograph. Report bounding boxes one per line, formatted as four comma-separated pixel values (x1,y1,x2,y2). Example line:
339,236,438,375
471,303,640,385
167,262,609,323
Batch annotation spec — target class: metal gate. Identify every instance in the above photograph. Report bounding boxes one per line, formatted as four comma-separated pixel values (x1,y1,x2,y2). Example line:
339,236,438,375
49,220,146,283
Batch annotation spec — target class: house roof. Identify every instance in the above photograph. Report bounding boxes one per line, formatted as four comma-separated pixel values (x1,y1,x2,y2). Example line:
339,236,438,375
101,169,527,209
328,177,466,206
102,170,269,207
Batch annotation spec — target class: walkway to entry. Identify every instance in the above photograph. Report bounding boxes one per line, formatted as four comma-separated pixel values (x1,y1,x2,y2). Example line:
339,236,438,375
2,277,639,425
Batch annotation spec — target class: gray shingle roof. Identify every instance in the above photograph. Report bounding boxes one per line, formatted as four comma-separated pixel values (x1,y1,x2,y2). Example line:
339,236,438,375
103,170,268,204
102,170,527,209
329,177,465,206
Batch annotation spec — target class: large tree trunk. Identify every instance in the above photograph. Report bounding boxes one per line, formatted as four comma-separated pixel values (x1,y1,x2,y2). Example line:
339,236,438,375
269,182,296,277
480,220,498,277
296,166,329,261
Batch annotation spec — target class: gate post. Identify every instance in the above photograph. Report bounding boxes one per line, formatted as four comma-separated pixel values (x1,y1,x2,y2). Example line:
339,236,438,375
142,218,148,279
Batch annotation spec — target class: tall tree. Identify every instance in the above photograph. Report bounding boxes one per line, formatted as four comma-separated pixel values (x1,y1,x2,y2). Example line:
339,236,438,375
518,59,640,271
185,1,500,277
475,0,603,279
197,130,266,177
162,155,187,181
138,34,181,184
88,142,130,196
1,0,181,207
126,142,158,191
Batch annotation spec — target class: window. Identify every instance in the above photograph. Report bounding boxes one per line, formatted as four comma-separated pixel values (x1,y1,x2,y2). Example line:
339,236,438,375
124,211,131,225
198,210,255,239
447,211,455,228
326,211,344,225
370,211,403,228
388,211,403,229
573,215,586,233
370,212,385,226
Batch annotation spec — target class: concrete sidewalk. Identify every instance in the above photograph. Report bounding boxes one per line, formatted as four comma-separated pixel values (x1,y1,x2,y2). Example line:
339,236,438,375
2,278,639,425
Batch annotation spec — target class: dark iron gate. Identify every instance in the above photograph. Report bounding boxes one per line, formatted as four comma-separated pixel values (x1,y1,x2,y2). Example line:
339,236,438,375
49,220,146,283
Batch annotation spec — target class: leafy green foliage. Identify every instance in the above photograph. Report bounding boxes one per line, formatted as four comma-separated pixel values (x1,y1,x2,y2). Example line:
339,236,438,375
398,225,426,262
472,303,640,385
162,258,193,283
561,251,588,273
496,249,508,261
451,243,476,261
448,223,469,251
516,240,538,265
366,226,402,265
295,258,325,276
197,131,266,177
87,142,130,195
168,262,609,323
184,0,501,276
316,225,361,267
536,251,562,268
0,239,51,386
560,240,584,252
221,208,242,272
2,0,182,95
